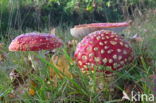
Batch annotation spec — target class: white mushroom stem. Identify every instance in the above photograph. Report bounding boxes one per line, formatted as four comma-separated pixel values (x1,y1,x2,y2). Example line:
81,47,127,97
85,71,116,93
28,51,45,70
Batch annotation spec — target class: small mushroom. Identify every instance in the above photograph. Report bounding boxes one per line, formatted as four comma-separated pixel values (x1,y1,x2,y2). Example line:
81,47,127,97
70,21,131,38
74,30,134,74
9,32,62,51
9,32,63,70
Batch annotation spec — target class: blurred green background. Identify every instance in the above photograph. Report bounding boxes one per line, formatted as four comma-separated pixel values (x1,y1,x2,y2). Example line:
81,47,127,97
0,0,156,35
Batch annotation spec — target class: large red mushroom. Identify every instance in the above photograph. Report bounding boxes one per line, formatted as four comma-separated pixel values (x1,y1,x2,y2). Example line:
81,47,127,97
70,21,131,38
74,30,134,74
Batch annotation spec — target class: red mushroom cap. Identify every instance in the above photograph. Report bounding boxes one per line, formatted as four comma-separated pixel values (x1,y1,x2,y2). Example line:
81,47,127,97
9,32,63,51
70,21,131,38
75,22,129,28
74,30,134,74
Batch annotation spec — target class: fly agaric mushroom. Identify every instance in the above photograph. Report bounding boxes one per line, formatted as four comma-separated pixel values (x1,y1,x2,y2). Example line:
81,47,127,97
9,32,62,51
9,32,63,70
70,21,132,38
74,30,134,74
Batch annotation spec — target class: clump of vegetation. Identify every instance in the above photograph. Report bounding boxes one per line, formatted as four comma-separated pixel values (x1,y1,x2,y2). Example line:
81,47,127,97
1,0,156,35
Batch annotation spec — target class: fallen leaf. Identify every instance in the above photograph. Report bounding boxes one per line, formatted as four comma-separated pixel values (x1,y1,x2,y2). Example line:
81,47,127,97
28,88,35,96
49,55,73,80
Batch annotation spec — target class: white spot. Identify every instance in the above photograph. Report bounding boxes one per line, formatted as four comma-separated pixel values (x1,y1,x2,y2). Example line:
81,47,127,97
78,61,82,65
81,68,85,71
105,31,109,34
120,61,124,65
125,59,127,62
87,47,92,51
82,71,87,73
40,39,43,42
96,36,101,40
78,53,81,57
86,63,90,65
102,37,105,40
82,55,87,60
106,36,109,39
104,41,108,44
113,55,117,59
101,34,104,36
114,38,118,40
81,44,85,46
125,44,129,48
109,59,113,63
123,50,127,55
118,56,122,60
102,58,107,64
46,38,49,41
94,57,100,62
110,41,117,45
120,42,123,46
94,47,98,51
117,49,121,52
84,65,88,68
99,42,104,46
89,53,94,57
104,46,109,49
90,63,94,68
101,50,105,54
113,63,118,68
107,49,113,54
110,35,115,38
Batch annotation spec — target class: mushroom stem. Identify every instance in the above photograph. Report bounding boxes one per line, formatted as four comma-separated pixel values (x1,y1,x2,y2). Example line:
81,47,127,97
28,51,45,70
85,71,116,94
96,73,116,93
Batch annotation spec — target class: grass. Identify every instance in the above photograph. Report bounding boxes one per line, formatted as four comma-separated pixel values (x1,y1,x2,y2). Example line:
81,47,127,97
0,10,156,103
